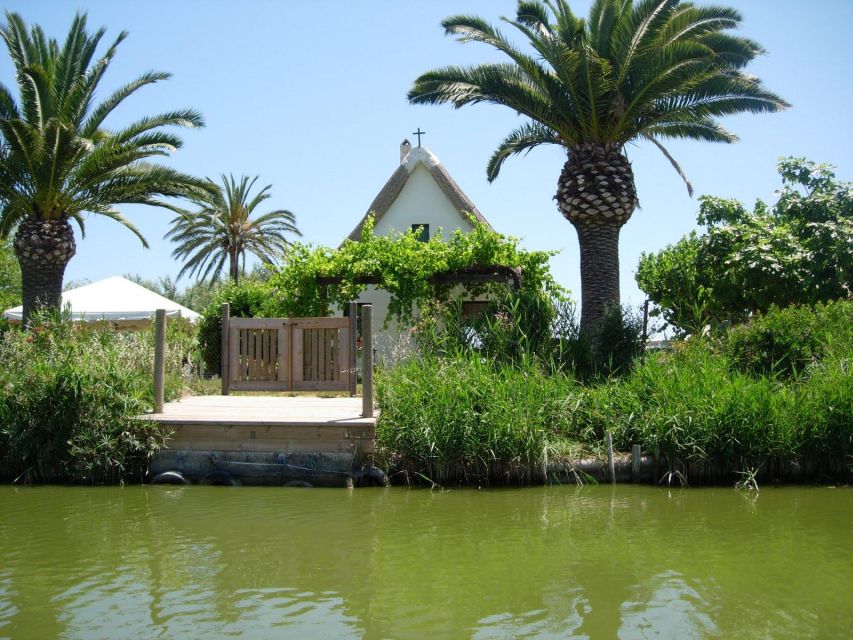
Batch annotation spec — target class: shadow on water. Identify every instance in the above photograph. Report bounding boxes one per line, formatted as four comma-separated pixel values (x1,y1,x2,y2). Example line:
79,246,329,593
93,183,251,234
0,485,850,639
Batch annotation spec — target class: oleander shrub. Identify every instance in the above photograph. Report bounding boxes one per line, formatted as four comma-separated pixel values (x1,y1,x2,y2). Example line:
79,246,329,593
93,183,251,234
0,316,179,483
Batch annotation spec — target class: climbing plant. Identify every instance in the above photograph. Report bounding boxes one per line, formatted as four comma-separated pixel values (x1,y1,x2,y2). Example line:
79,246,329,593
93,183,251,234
195,218,563,371
261,217,563,322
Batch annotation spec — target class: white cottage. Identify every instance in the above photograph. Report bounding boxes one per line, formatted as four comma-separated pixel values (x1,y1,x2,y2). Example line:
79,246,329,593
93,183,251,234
342,140,494,360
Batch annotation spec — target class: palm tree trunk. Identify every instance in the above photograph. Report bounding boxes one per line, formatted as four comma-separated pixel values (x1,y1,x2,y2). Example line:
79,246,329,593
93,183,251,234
13,219,76,326
229,252,239,284
555,144,638,336
575,223,621,334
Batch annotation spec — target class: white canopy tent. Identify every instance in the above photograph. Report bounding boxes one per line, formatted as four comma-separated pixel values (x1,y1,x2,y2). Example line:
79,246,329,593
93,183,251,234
3,276,200,326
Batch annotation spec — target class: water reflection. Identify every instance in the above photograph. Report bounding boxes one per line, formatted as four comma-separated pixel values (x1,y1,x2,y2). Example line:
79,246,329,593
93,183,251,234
0,485,850,638
619,571,716,639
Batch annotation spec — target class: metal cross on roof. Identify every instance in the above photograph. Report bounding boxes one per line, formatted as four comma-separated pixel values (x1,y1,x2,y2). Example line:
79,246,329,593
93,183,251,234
412,127,426,147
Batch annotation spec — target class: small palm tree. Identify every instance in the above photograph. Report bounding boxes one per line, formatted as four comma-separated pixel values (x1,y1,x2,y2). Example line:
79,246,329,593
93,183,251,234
0,12,207,324
166,174,300,284
409,0,788,334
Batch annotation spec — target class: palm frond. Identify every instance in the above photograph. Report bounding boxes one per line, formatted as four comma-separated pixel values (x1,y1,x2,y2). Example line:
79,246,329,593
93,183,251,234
486,121,561,181
165,173,300,283
641,133,693,196
97,209,148,247
0,11,206,250
410,0,787,166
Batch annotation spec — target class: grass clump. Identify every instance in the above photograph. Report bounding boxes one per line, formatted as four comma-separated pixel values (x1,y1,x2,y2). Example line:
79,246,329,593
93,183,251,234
604,338,852,477
0,315,183,484
377,355,576,484
377,300,853,485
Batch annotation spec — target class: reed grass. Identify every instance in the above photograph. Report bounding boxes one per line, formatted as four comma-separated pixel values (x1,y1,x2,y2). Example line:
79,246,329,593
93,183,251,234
377,302,853,485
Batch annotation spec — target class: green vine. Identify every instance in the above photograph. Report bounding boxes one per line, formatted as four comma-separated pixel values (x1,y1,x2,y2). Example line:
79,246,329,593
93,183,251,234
261,216,563,323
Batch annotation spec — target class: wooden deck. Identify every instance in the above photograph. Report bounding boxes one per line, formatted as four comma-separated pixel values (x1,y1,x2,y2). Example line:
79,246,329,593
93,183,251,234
144,395,376,454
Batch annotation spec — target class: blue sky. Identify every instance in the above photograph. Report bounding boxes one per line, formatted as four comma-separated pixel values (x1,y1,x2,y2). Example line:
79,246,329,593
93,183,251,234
2,0,852,311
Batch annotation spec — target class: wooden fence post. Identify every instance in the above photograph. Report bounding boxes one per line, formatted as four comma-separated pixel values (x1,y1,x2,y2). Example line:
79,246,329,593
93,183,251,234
362,304,373,418
348,302,357,397
153,309,166,413
606,431,616,484
632,444,642,482
221,302,230,395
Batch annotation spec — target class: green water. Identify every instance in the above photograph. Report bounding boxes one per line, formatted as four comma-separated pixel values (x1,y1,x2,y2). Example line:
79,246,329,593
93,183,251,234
0,485,849,639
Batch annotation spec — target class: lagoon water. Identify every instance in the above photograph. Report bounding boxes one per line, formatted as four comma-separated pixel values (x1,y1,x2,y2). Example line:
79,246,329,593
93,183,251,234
0,485,850,639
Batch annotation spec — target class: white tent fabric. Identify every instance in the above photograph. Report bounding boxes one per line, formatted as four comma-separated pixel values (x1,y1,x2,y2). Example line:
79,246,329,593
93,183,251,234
3,276,200,323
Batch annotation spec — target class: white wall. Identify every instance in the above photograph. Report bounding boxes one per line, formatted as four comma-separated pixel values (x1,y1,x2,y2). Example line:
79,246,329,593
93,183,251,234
338,155,481,362
373,163,475,240
360,162,477,360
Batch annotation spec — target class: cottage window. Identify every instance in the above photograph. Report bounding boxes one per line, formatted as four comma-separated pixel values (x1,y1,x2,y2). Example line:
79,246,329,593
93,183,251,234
411,223,429,242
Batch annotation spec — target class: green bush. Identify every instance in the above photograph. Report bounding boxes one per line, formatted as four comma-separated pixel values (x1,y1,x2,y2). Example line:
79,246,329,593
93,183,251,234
637,158,853,335
724,300,853,378
0,316,179,483
198,279,269,373
417,293,643,381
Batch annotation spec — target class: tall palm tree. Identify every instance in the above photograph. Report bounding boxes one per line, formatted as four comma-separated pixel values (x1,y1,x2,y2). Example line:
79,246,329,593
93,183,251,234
166,174,300,284
409,0,788,334
0,12,208,325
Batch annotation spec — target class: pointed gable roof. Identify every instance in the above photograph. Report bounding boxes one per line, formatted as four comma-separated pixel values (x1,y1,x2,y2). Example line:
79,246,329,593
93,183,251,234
344,146,492,243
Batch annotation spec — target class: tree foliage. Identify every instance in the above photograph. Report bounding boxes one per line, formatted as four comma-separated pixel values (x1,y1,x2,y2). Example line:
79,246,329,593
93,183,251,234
408,0,787,333
0,11,206,239
165,174,300,284
637,158,853,334
0,240,21,311
0,11,208,323
408,0,787,182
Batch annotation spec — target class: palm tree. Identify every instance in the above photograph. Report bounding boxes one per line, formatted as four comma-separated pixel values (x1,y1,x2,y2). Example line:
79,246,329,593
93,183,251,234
0,13,208,324
166,174,300,284
409,0,788,334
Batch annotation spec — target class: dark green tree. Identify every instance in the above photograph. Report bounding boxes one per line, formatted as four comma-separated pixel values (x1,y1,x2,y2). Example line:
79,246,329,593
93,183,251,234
409,0,788,334
166,174,300,284
637,158,853,334
0,239,21,311
0,12,206,324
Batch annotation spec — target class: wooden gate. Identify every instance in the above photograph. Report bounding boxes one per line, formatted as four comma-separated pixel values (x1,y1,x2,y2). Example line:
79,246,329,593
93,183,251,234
224,316,353,393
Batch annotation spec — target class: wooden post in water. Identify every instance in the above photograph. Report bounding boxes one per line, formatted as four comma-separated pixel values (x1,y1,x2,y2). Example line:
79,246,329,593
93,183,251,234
348,302,357,397
632,444,642,482
153,309,166,414
221,303,230,395
606,431,616,484
362,304,374,418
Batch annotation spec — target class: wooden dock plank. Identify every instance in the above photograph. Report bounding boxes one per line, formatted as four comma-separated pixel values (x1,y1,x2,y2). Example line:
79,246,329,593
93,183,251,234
143,396,376,454
144,395,377,425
